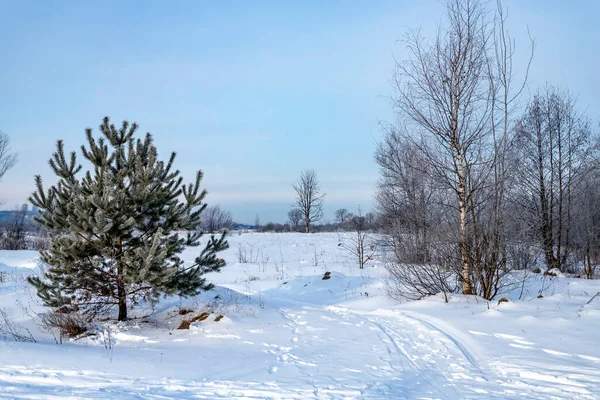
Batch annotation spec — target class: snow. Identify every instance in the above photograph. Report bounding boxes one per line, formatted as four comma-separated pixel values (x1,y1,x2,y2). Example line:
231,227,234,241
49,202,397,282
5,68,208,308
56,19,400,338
1,232,599,399
0,250,39,272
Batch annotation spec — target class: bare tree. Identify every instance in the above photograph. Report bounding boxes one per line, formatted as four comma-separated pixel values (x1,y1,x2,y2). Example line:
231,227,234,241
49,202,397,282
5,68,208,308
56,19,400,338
0,132,17,205
385,260,459,303
380,0,533,300
334,208,350,225
292,169,325,233
391,0,493,295
200,205,234,233
288,208,303,230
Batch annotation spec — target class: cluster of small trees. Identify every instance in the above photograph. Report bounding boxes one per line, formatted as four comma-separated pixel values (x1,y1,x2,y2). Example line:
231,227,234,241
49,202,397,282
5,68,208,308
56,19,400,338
513,88,599,278
377,0,600,302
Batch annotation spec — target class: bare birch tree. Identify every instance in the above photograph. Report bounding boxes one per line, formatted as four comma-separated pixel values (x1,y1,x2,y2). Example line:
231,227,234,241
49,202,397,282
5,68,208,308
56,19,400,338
392,0,494,295
380,0,533,299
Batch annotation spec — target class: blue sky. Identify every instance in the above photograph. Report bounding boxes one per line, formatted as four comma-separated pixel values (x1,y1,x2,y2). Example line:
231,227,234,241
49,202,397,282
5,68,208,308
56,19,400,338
0,1,598,224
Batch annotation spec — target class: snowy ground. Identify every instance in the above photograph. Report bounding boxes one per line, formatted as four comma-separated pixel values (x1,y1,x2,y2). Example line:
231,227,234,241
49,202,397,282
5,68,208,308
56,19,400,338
1,232,599,399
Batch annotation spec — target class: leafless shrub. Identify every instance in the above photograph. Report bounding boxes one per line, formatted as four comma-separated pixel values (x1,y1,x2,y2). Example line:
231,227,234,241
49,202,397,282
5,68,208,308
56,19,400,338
0,270,26,286
385,261,459,303
39,311,89,339
339,208,377,269
236,242,259,264
237,243,249,263
0,308,36,342
103,326,114,362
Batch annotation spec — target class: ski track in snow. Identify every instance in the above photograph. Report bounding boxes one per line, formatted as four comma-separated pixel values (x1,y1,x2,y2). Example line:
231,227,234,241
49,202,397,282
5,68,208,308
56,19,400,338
328,307,490,399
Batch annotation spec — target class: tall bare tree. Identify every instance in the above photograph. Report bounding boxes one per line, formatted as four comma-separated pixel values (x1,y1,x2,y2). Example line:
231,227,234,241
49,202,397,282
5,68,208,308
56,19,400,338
392,0,493,294
381,0,533,299
292,169,325,233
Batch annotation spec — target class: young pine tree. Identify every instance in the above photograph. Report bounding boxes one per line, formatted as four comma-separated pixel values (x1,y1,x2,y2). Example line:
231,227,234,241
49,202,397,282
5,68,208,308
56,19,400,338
27,117,228,321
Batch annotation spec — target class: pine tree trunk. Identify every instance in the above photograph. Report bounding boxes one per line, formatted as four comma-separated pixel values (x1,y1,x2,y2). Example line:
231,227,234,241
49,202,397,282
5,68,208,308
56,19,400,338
117,282,127,321
116,238,127,321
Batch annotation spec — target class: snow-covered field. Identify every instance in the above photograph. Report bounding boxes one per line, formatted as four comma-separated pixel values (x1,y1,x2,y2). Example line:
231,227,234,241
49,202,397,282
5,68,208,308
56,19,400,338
1,232,599,399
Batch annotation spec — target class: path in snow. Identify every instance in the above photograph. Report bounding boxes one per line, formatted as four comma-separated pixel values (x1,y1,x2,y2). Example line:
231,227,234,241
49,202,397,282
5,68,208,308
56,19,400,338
2,270,600,399
266,298,600,399
1,302,599,399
